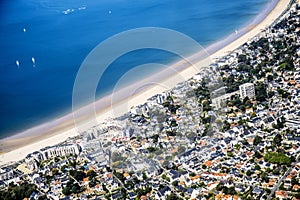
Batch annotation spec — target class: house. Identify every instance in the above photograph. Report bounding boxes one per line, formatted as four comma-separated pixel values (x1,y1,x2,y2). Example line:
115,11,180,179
169,170,181,181
275,190,288,199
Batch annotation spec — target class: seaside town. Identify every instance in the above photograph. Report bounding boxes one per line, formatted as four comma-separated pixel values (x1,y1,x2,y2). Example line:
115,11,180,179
1,0,300,200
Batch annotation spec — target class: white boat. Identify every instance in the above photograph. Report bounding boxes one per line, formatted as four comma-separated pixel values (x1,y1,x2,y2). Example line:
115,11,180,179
78,6,86,11
16,60,20,67
62,8,74,15
32,57,36,66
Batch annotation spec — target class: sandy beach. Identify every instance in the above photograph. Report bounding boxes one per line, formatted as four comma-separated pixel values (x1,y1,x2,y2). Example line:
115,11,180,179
0,0,291,165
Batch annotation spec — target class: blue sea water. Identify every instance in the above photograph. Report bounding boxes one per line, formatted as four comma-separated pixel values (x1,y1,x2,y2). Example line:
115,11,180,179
0,0,271,138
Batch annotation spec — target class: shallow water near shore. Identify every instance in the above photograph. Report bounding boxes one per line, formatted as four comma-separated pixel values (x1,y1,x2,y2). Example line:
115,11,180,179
0,0,273,138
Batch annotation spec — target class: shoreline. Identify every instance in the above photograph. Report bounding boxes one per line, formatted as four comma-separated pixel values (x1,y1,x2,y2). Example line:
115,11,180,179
0,0,291,165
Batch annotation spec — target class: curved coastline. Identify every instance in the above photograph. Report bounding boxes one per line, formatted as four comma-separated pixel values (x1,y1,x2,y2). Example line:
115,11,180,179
0,0,291,164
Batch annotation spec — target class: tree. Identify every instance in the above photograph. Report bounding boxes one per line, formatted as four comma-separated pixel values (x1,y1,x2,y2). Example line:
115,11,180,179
231,95,242,107
62,182,82,196
172,181,179,187
294,192,300,199
227,151,234,157
254,165,261,171
189,172,196,177
222,120,231,131
177,145,186,154
113,170,124,182
292,176,299,186
89,178,97,188
242,96,249,102
69,159,77,168
69,170,86,181
166,193,182,200
0,182,37,200
142,172,148,180
216,183,224,191
260,172,269,183
273,169,280,175
264,152,291,165
246,170,253,176
54,157,60,163
38,195,48,200
268,91,275,98
240,105,246,112
62,186,71,196
235,144,241,150
86,170,97,179
52,168,59,175
227,186,237,195
71,184,80,194
162,174,170,182
253,135,263,145
273,134,282,147
250,112,257,118
147,146,158,153
277,87,290,98
255,82,267,102
238,54,247,63
61,165,67,172
254,151,263,159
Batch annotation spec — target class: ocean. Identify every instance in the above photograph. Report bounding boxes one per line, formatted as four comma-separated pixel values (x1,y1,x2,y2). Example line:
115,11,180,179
0,0,272,138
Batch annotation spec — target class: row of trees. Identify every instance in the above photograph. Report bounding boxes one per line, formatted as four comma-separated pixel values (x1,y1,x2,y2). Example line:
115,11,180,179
0,182,37,200
194,80,212,112
227,95,253,112
216,182,237,195
166,193,182,200
255,82,267,102
264,152,291,165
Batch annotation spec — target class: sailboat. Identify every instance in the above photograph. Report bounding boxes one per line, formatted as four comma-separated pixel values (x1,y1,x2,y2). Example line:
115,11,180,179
16,60,20,68
32,57,36,67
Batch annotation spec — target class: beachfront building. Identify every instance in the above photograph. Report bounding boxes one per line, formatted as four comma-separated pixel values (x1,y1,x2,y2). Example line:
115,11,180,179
23,144,81,171
155,92,171,104
212,91,239,109
239,83,255,100
26,144,81,163
40,144,81,160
